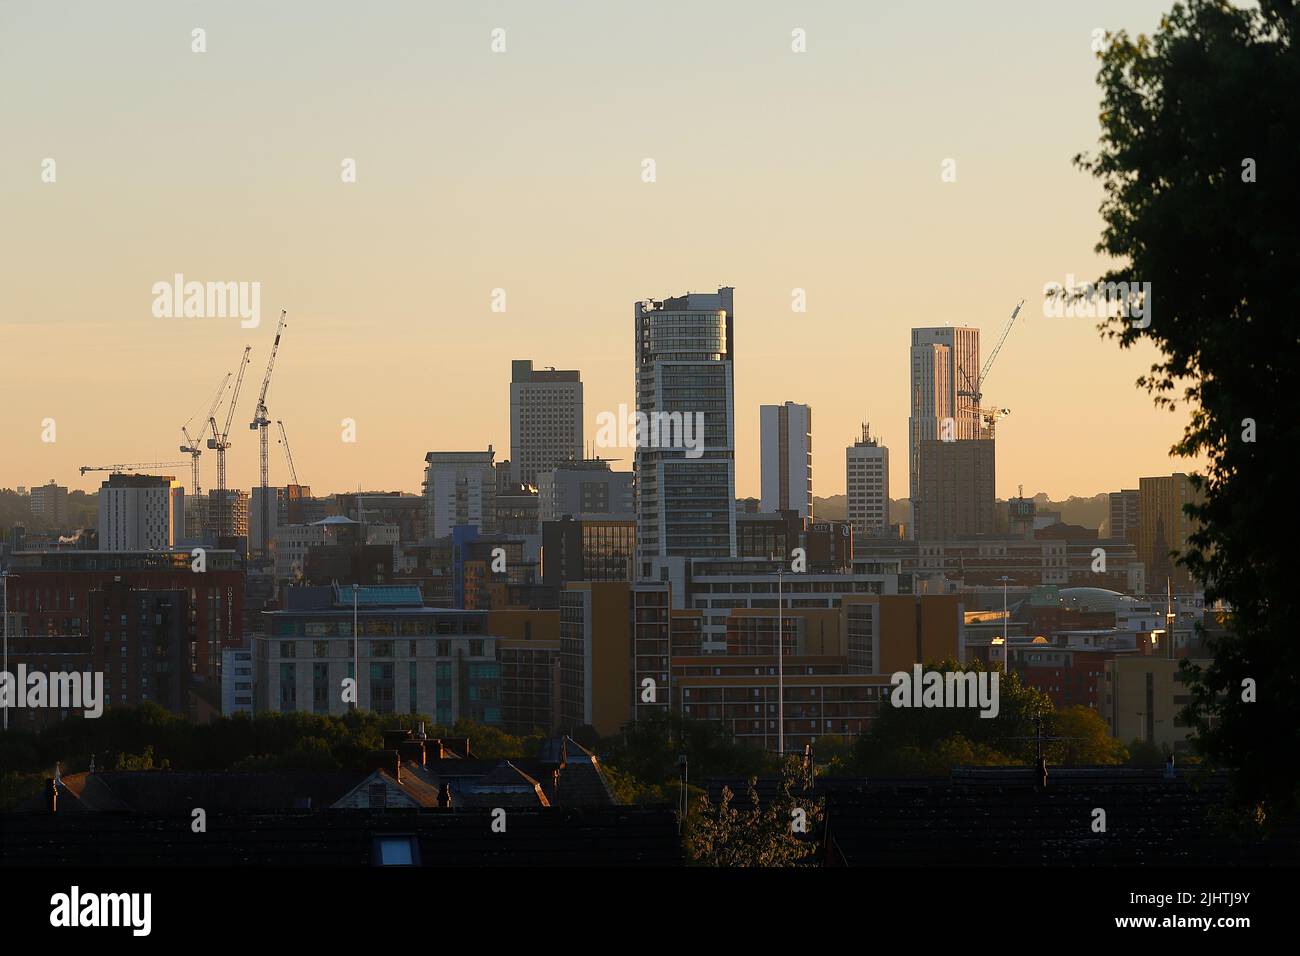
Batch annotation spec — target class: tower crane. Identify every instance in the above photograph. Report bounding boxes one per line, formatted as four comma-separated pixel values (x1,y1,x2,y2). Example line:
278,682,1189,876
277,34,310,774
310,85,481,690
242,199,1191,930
80,461,187,477
958,299,1024,438
208,346,253,495
250,310,288,556
276,420,300,487
179,373,230,498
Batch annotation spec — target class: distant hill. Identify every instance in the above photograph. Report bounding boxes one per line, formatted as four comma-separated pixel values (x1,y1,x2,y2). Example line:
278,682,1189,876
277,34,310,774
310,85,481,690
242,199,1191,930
813,492,1109,531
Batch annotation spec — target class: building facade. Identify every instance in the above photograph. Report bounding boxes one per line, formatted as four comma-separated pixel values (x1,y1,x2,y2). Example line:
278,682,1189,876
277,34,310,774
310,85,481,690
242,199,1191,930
98,473,184,551
914,438,996,542
258,585,503,724
760,402,813,519
1137,473,1201,592
537,459,634,522
422,450,498,538
3,549,243,727
846,424,889,539
29,480,68,527
634,288,737,569
558,582,632,737
509,359,583,487
908,326,981,525
1107,489,1139,542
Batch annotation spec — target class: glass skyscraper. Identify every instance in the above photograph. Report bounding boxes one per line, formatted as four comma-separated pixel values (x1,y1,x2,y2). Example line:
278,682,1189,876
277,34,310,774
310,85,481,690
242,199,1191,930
634,287,737,573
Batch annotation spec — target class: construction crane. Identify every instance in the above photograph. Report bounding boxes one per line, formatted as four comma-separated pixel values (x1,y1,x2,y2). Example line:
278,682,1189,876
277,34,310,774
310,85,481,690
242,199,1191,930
250,310,288,556
80,461,186,477
208,346,253,495
179,373,230,498
276,420,300,486
958,299,1024,438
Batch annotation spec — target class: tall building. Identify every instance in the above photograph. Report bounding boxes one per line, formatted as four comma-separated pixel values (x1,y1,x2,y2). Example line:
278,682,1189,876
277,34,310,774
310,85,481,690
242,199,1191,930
1138,473,1201,592
1108,488,1140,542
760,402,813,519
4,548,243,728
542,516,635,586
97,473,184,551
558,581,632,736
634,288,737,569
422,449,498,538
205,489,249,541
846,424,889,538
908,326,981,515
914,438,995,541
537,459,634,521
509,359,582,487
28,480,68,526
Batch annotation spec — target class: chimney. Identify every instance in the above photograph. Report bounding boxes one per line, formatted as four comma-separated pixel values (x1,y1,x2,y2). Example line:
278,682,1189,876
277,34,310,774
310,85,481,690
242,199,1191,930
398,740,427,767
45,777,58,812
383,728,413,752
437,783,453,809
367,750,402,782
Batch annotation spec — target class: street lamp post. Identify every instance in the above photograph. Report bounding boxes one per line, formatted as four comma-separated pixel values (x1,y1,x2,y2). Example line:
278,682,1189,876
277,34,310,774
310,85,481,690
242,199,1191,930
352,583,360,711
777,565,784,758
1,570,12,731
999,575,1011,673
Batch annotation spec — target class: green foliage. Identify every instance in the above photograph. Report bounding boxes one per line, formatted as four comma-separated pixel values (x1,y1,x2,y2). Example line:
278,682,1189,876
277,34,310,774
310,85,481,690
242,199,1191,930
1079,0,1300,818
1046,706,1129,766
601,763,687,806
600,711,773,789
854,659,1053,773
0,770,50,810
686,756,824,867
112,745,168,771
0,705,536,776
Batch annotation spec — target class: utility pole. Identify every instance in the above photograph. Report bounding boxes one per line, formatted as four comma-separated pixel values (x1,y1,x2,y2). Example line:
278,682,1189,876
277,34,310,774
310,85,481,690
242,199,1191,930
999,575,1011,672
777,564,784,757
352,583,360,712
1,570,12,731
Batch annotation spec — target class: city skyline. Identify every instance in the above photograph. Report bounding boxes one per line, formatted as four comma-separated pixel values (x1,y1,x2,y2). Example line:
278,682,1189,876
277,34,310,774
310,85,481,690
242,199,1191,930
2,0,1197,501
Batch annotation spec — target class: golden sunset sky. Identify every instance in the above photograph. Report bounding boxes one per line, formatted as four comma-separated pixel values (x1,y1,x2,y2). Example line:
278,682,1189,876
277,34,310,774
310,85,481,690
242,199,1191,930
0,0,1197,500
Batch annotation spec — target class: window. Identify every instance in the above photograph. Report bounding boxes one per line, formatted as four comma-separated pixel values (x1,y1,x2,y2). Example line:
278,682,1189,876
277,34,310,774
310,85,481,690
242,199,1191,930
373,835,418,866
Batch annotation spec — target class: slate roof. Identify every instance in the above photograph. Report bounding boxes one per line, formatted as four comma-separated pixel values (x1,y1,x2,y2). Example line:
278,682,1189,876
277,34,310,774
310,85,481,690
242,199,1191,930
20,771,366,812
0,807,683,867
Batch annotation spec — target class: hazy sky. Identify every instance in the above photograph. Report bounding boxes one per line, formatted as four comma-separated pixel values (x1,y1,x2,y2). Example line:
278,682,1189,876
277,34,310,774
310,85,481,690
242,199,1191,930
0,0,1198,501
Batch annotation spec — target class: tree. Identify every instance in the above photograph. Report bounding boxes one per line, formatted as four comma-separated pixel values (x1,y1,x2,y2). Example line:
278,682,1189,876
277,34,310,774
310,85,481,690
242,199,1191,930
686,755,823,867
1045,706,1128,766
854,658,1054,772
1078,0,1300,818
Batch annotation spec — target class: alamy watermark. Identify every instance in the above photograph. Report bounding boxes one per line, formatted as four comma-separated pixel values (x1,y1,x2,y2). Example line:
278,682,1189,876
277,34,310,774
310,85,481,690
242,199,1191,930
0,667,104,718
152,273,261,328
889,664,1000,718
1042,273,1151,329
594,403,705,458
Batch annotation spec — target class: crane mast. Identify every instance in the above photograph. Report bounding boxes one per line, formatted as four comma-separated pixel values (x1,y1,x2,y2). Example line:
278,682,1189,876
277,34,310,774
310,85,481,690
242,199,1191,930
956,300,1024,438
180,373,230,498
209,346,252,496
250,310,288,557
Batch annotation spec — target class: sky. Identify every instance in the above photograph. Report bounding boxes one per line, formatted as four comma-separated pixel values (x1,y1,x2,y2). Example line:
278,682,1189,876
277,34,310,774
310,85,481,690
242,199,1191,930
0,0,1199,501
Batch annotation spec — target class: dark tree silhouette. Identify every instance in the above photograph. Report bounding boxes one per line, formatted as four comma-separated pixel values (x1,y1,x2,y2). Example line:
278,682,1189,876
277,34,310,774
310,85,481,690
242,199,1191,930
1077,0,1300,818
